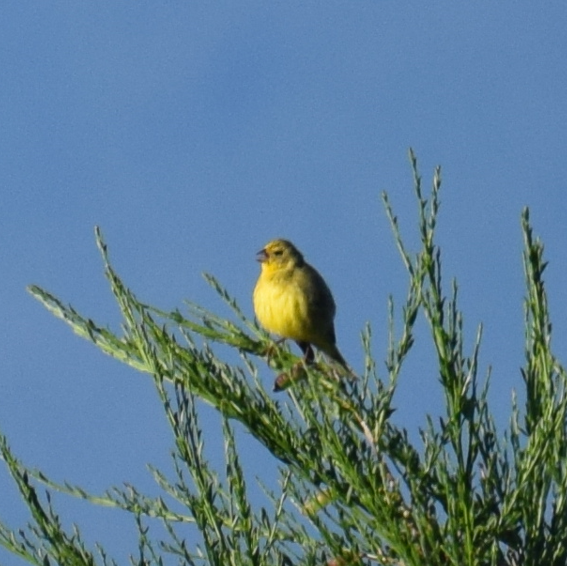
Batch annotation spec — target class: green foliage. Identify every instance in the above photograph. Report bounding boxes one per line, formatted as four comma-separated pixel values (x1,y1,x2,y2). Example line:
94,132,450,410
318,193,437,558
2,151,566,565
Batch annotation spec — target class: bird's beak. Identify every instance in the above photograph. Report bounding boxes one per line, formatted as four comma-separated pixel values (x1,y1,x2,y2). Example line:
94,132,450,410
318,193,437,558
256,249,268,263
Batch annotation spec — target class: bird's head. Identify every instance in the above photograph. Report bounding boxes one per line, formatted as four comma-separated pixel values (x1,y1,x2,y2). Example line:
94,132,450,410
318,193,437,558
256,239,304,273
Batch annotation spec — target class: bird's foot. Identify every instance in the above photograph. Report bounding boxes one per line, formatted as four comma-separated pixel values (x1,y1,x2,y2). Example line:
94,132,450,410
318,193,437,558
260,338,286,366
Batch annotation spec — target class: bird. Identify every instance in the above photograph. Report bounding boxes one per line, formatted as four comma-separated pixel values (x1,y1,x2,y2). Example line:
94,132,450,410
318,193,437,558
253,239,350,373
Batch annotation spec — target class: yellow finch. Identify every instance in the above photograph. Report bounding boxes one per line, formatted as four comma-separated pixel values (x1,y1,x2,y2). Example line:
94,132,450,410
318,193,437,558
253,239,349,371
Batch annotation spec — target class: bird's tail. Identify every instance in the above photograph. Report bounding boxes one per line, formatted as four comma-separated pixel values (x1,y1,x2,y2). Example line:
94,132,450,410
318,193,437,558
324,344,357,379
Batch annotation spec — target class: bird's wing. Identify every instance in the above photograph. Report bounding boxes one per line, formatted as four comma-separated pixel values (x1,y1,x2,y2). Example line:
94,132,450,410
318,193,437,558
304,265,336,325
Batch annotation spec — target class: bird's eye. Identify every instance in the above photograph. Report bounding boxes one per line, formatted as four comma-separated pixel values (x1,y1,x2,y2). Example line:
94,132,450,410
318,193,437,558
273,249,283,256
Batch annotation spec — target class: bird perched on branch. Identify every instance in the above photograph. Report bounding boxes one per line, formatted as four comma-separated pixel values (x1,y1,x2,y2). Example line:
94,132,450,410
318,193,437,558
253,239,351,375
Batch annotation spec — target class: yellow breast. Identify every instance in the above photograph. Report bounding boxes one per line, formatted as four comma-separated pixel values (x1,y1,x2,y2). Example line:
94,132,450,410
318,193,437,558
253,269,315,343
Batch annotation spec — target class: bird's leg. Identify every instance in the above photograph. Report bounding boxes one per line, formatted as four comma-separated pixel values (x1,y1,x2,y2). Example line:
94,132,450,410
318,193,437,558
296,341,315,365
261,337,286,365
298,342,355,385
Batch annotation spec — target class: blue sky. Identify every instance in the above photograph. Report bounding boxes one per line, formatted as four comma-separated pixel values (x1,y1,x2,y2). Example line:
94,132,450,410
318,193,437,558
2,2,567,562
